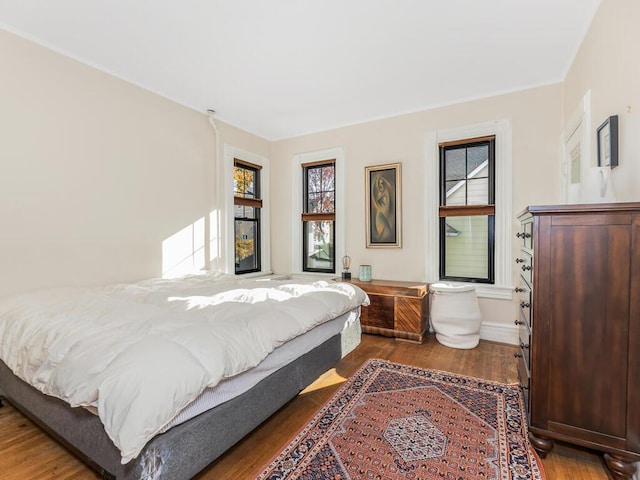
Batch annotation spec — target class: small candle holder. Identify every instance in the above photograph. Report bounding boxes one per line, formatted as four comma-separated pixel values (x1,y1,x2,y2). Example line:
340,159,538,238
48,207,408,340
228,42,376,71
358,264,372,282
341,255,351,280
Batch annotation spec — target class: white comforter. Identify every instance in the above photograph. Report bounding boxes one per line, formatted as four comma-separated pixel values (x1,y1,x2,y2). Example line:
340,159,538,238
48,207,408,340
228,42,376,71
0,272,368,463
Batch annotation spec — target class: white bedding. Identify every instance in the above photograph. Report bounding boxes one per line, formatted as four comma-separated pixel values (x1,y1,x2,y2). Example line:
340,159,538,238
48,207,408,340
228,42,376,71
161,309,361,433
0,272,368,464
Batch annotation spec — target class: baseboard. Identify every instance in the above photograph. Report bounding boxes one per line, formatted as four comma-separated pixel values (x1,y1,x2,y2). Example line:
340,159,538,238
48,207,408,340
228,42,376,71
479,321,519,345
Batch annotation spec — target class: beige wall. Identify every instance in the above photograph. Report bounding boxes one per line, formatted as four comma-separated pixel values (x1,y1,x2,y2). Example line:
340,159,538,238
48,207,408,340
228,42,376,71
269,86,562,338
4,1,636,334
563,0,640,202
271,85,563,283
0,29,268,297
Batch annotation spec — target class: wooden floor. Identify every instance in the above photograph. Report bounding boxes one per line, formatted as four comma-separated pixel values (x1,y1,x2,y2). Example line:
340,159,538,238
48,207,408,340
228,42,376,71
0,334,612,479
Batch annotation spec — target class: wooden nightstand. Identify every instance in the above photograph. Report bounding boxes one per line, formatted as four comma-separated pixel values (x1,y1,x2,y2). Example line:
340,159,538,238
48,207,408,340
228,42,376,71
345,278,429,343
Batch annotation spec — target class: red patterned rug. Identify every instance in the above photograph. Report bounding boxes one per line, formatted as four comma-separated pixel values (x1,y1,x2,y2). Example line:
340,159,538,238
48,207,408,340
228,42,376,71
258,359,545,480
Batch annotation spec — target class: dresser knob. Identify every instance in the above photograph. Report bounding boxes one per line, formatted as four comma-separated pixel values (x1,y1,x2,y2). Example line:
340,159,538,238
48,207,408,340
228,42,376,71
520,301,530,308
516,232,523,238
514,352,522,358
514,319,524,326
520,383,529,391
520,341,530,349
514,287,525,293
515,258,525,263
522,265,532,271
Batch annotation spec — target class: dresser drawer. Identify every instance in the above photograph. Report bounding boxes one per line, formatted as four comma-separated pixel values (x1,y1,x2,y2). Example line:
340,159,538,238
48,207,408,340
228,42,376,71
518,318,531,375
516,250,533,286
517,354,530,418
517,219,533,250
517,287,532,328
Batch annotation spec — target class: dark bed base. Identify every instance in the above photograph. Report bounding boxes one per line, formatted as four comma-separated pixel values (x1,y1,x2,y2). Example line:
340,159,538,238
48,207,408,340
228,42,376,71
0,331,346,479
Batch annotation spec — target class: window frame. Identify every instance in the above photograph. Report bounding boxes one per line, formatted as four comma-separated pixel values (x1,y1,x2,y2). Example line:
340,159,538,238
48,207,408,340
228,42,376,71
221,145,271,277
425,120,513,300
301,160,336,273
438,137,495,283
291,147,345,276
233,159,262,274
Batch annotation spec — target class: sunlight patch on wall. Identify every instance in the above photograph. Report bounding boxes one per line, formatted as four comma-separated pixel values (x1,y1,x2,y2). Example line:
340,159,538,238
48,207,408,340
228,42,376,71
162,218,205,278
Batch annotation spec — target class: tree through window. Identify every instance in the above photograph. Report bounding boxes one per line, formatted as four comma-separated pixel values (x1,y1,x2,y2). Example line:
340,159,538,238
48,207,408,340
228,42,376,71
302,160,335,273
234,159,262,274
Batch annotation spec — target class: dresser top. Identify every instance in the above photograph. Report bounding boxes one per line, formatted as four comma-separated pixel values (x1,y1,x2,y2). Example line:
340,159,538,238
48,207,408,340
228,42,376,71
518,201,640,218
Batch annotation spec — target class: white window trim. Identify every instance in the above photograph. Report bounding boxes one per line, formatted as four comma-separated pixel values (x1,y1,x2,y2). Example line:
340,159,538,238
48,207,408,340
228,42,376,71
291,147,345,276
562,90,591,204
223,144,271,275
425,120,513,300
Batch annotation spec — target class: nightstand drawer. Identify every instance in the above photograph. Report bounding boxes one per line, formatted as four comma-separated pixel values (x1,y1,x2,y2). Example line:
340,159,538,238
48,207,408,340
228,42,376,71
360,294,395,329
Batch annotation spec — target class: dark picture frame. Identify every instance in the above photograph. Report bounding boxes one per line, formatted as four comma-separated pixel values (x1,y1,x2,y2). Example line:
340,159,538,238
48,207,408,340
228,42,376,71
365,163,402,248
596,115,619,168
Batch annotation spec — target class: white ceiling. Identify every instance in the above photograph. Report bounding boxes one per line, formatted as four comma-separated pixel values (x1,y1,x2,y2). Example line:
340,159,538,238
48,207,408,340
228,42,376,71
0,1,600,140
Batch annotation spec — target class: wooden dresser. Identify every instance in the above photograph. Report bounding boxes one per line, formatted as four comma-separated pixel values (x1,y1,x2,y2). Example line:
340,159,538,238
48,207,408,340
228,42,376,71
516,203,640,480
345,278,428,343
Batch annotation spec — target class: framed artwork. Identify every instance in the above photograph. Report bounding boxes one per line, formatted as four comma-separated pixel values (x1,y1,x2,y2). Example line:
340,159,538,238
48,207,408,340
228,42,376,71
596,115,619,168
365,163,402,248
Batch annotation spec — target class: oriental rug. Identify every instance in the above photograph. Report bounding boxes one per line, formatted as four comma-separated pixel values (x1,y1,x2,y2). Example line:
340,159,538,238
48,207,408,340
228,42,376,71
257,359,545,480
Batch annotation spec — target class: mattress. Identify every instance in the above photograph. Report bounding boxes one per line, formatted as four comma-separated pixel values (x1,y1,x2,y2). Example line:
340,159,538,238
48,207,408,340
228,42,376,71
161,308,361,431
0,273,369,463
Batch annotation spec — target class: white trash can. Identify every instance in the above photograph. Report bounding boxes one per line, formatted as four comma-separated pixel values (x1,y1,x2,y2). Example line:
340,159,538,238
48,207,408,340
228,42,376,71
429,283,482,349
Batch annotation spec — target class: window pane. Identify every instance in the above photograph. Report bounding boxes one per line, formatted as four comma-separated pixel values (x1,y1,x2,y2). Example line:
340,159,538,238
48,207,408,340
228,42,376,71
307,168,321,193
307,193,322,213
303,220,334,271
443,216,489,280
234,166,257,198
445,180,466,206
235,219,259,272
445,148,466,181
321,192,335,213
233,166,242,195
466,145,489,175
466,177,489,205
234,204,244,218
321,165,335,191
234,205,255,219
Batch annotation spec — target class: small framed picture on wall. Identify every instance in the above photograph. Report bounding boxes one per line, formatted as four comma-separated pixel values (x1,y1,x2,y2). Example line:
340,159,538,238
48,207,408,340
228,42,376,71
596,115,619,168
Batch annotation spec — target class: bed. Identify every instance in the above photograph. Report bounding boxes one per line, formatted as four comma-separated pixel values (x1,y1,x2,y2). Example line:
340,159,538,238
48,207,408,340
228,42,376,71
0,272,368,479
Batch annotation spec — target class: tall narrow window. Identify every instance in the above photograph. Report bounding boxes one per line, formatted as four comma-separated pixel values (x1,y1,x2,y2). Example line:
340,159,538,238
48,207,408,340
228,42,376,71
439,137,495,283
302,160,335,273
234,159,261,274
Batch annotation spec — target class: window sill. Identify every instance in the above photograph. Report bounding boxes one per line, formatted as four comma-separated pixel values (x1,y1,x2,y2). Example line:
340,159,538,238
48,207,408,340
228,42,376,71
429,281,513,300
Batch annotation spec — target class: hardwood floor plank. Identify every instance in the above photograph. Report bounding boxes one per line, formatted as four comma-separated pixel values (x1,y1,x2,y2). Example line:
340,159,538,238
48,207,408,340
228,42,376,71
0,334,611,479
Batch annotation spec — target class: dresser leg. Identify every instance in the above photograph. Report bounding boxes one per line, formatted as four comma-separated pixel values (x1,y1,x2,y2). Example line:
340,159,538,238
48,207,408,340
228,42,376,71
603,453,637,480
529,433,554,458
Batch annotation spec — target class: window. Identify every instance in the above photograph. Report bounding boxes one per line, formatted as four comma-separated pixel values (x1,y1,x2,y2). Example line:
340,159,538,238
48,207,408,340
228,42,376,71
439,136,495,283
233,159,262,274
302,160,335,273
